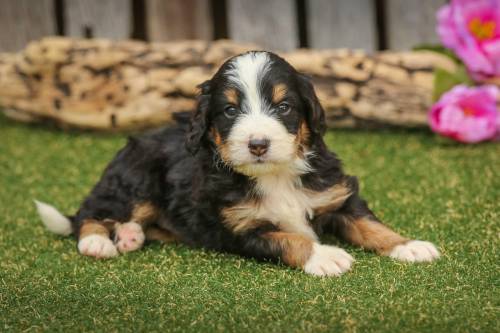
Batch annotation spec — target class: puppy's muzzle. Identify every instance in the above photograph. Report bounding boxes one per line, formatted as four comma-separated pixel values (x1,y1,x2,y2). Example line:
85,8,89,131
248,138,270,157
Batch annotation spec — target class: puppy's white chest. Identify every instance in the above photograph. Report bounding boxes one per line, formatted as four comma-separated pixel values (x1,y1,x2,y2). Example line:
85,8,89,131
255,175,317,240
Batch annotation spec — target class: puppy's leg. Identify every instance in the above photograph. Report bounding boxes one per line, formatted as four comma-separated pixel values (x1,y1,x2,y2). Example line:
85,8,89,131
339,216,440,262
239,229,354,277
326,195,440,262
78,219,118,259
114,202,159,253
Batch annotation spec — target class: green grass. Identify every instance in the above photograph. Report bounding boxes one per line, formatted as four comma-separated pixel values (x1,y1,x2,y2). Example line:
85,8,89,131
0,114,498,333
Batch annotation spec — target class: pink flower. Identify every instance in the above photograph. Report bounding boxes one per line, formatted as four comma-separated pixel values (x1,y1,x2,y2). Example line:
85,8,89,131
437,0,500,80
429,85,500,143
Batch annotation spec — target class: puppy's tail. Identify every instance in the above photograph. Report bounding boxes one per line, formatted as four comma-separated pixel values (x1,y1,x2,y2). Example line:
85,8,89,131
34,200,73,236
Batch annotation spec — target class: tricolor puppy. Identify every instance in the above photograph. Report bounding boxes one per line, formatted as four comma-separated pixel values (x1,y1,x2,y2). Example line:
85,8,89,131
36,51,440,276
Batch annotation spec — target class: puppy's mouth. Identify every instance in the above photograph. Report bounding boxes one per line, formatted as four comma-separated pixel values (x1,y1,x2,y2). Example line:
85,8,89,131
233,158,291,177
249,154,284,166
254,157,266,164
231,154,312,177
238,157,280,168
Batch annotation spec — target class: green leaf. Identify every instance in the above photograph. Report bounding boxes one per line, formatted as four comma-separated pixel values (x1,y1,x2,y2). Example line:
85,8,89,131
433,64,474,101
454,64,475,85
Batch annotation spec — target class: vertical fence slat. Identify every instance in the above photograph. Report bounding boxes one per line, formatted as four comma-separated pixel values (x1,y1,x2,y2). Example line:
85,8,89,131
0,0,56,52
65,0,132,39
146,0,213,41
386,0,447,50
307,0,377,51
227,0,298,51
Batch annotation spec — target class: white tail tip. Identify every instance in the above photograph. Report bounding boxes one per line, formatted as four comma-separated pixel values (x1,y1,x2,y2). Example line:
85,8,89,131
34,200,73,236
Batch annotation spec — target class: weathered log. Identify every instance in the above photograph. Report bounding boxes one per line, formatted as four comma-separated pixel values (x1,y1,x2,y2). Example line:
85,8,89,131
0,37,460,131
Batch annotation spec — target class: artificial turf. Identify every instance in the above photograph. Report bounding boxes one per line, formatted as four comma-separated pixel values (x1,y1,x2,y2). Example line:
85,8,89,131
0,114,498,333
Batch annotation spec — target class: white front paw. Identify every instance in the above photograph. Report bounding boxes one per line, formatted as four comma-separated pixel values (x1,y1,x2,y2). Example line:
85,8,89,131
114,222,145,253
78,234,118,258
303,244,354,277
389,240,440,263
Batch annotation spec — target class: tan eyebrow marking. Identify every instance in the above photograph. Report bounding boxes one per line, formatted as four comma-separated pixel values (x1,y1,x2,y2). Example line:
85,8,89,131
272,83,288,104
224,88,239,105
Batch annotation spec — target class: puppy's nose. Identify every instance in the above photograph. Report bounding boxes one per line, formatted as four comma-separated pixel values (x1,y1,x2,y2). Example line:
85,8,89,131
248,138,270,157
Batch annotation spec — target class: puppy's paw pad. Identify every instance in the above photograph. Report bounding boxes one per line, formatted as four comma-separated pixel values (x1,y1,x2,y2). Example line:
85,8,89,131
303,244,354,277
389,240,440,263
115,222,145,253
78,235,118,259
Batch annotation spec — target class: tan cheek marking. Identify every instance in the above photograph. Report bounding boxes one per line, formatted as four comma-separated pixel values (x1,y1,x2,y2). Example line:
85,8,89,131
221,201,263,234
211,127,222,146
131,202,159,226
298,121,310,145
263,232,313,268
309,182,353,216
295,121,311,157
219,143,232,164
224,88,239,105
342,217,408,255
211,127,232,164
272,83,288,104
79,219,112,239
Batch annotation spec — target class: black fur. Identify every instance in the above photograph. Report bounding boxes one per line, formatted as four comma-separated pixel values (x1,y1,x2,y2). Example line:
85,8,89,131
70,51,378,263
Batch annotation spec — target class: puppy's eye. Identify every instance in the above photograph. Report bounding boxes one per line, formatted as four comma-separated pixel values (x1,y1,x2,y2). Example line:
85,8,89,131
224,106,238,119
277,102,291,115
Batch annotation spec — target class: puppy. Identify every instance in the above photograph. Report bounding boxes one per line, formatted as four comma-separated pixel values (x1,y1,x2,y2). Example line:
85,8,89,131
36,51,440,276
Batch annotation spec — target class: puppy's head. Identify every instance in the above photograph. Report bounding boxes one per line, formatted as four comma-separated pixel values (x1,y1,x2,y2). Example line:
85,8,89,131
187,51,325,177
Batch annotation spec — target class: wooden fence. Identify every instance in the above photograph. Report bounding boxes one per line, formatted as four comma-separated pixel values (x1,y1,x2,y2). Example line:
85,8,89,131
0,0,446,53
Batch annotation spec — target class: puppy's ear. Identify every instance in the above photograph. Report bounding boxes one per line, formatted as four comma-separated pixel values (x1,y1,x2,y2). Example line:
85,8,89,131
186,80,211,154
297,73,326,136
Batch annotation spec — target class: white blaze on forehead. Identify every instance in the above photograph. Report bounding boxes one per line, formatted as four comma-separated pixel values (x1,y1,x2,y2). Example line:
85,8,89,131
227,52,271,115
